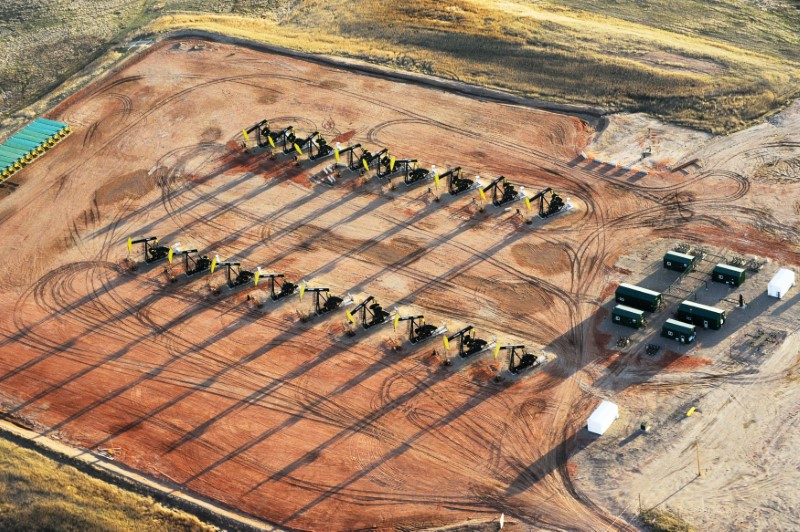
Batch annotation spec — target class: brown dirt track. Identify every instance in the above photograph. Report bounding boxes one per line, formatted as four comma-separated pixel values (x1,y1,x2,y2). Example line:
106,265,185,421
1,38,798,530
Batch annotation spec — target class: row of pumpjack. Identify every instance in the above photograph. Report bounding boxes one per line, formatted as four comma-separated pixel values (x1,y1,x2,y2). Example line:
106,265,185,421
242,119,569,218
126,236,543,374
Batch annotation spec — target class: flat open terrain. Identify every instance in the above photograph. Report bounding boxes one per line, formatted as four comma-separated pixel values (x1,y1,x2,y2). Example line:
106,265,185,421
0,38,798,529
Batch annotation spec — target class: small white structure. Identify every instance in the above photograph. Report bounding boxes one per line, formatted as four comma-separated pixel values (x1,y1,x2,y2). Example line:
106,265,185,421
587,400,619,435
768,268,795,299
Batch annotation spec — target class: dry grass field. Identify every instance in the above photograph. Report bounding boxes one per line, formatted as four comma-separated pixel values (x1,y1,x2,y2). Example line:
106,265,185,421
2,0,800,133
0,434,213,531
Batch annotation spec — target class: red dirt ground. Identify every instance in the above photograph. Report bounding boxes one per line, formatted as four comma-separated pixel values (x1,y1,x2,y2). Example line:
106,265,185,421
0,38,789,529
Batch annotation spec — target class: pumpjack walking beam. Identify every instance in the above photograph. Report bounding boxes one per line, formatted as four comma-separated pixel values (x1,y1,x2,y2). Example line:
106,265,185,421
244,120,294,149
444,167,480,195
301,286,353,315
289,131,320,157
396,315,446,344
376,153,419,181
353,147,388,173
481,176,525,207
127,236,171,264
347,296,392,329
446,325,494,358
262,273,298,301
180,249,213,276
216,261,257,288
496,344,542,374
528,187,566,218
327,142,362,167
307,134,339,161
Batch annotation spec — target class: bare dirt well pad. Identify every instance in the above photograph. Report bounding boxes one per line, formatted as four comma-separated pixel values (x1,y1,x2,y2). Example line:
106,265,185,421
0,38,796,529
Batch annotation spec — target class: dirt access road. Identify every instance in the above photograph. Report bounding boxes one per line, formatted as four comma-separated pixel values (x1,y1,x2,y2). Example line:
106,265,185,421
0,38,797,529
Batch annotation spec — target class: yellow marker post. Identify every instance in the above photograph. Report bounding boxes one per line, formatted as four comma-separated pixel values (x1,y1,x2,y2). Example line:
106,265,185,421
127,237,132,254
346,311,355,324
443,335,450,350
334,149,340,163
433,173,440,189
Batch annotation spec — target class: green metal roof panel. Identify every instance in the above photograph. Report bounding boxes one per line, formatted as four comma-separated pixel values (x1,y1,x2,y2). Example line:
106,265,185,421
617,283,661,299
679,300,725,315
714,263,746,275
29,121,62,133
0,146,27,158
35,117,69,129
663,318,696,334
665,251,695,263
20,127,54,140
6,137,39,149
612,305,644,319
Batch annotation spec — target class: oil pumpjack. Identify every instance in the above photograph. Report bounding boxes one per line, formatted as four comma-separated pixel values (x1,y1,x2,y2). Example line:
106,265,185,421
300,284,354,316
481,176,525,207
346,296,393,330
354,147,388,174
395,314,447,344
127,236,172,264
214,259,259,289
261,273,299,301
496,344,544,374
528,187,567,218
244,120,294,149
307,133,337,161
445,325,495,358
444,167,481,195
179,248,213,276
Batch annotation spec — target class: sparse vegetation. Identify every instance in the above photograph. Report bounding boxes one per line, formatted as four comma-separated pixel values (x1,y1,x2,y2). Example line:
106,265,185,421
641,507,696,532
0,435,213,531
2,0,800,133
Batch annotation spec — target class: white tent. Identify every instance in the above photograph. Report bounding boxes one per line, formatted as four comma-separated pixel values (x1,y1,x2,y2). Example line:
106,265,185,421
587,400,619,435
768,268,795,299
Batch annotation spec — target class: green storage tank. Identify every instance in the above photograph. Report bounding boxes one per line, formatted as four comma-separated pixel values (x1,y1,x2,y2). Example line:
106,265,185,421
677,300,726,329
614,283,662,312
611,304,645,328
664,251,696,272
662,319,696,344
712,263,745,287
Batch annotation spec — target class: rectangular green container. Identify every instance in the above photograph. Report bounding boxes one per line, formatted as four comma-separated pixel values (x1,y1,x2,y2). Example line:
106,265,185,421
611,304,645,328
677,300,726,329
662,319,696,344
615,282,662,312
664,251,696,272
712,263,745,287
